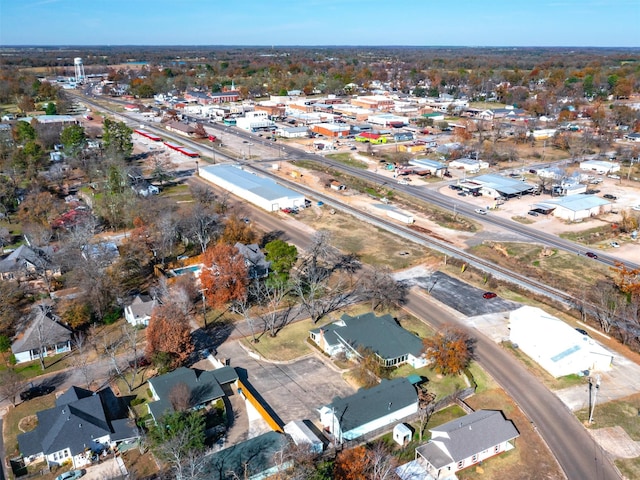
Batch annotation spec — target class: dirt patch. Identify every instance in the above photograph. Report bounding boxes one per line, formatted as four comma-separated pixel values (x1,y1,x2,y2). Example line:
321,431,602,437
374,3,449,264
589,426,640,459
18,415,38,433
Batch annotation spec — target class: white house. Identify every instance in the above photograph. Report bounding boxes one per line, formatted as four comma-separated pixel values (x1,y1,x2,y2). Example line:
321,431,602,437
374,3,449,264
124,295,156,327
318,378,418,442
18,386,139,469
11,308,72,364
309,312,427,368
399,410,519,479
509,306,614,378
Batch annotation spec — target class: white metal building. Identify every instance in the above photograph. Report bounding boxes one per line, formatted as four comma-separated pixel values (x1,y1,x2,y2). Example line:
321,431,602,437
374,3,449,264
449,157,490,172
580,160,620,175
537,195,611,221
235,111,275,131
199,164,306,212
509,306,613,378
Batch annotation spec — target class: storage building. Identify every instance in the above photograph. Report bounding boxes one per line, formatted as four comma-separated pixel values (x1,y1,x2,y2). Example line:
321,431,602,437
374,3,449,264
199,164,305,212
509,306,613,378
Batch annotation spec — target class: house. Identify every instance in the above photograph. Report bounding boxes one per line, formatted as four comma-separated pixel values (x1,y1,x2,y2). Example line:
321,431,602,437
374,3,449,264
124,295,156,327
449,157,490,172
0,244,60,282
147,366,239,421
234,243,271,279
318,378,418,442
203,431,292,480
18,386,139,469
11,307,72,364
399,410,519,479
509,306,613,377
309,312,427,368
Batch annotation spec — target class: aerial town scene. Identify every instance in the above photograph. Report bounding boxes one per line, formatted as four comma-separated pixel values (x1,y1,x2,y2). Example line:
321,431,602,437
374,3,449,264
0,1,638,480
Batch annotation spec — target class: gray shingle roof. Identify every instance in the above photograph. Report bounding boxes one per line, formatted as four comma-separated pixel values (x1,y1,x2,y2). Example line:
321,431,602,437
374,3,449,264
416,410,520,468
148,367,238,420
11,311,72,354
311,312,424,361
18,387,134,457
327,378,417,433
204,431,290,480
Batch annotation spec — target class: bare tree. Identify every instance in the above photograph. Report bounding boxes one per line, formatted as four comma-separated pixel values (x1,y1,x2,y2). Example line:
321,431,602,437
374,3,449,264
589,281,622,334
356,266,408,311
72,332,94,389
0,368,24,406
254,280,294,338
368,441,398,480
181,205,220,253
169,382,192,412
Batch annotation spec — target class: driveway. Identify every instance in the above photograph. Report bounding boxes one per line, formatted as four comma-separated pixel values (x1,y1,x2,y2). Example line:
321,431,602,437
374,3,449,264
215,340,355,426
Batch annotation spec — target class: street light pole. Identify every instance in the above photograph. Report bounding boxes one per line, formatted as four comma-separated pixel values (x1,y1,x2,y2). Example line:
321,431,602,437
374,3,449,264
589,375,601,424
200,288,208,327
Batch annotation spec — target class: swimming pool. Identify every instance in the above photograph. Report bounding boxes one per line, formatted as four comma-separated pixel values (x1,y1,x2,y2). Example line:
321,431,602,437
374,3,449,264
170,264,203,277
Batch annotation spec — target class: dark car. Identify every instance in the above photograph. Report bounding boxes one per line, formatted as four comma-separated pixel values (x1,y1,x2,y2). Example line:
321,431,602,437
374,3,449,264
585,252,598,259
603,194,617,200
128,356,151,368
527,210,539,216
20,385,55,401
575,328,589,336
529,169,537,174
482,292,498,299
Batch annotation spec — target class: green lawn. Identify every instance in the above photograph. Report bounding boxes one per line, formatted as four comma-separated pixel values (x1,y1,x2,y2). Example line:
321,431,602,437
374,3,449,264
240,317,318,361
3,393,56,459
0,353,76,380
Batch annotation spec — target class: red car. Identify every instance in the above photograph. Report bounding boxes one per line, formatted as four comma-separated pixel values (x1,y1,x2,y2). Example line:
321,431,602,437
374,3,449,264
483,292,497,299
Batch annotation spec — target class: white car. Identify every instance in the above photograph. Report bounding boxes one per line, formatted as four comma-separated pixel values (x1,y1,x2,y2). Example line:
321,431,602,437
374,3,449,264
610,242,620,248
474,208,488,215
632,205,640,211
397,180,409,185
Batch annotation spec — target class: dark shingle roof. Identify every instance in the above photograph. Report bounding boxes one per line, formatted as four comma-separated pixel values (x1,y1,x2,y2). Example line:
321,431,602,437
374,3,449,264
416,410,520,468
204,431,290,480
18,387,133,457
148,367,237,420
327,378,417,433
312,312,424,361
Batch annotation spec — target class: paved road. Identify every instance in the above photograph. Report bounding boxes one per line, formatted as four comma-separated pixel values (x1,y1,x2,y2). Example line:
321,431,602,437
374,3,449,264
404,290,620,480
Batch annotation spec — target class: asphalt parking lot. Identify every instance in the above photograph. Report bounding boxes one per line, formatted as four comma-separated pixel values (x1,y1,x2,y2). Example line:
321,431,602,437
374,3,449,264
215,340,355,426
406,271,519,316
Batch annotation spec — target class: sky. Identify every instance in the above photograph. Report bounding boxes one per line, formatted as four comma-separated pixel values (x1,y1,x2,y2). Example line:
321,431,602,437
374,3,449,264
0,0,638,47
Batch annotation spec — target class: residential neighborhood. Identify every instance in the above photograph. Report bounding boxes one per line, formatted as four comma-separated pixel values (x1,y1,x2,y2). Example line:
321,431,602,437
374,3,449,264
0,30,639,480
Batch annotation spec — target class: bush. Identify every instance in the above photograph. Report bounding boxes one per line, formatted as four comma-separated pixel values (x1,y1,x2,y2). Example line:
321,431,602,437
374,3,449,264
102,307,122,325
130,398,146,406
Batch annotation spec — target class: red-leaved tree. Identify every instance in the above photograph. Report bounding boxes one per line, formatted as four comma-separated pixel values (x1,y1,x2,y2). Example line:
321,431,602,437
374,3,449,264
200,243,248,310
146,303,194,366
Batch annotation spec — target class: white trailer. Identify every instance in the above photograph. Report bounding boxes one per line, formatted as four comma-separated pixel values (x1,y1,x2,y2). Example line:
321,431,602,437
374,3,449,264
387,210,414,224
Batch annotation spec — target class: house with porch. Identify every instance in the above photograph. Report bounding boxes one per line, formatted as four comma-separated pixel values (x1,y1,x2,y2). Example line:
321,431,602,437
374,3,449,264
318,377,419,442
309,312,427,368
18,386,139,469
11,308,72,364
397,410,519,479
147,366,239,422
0,244,60,282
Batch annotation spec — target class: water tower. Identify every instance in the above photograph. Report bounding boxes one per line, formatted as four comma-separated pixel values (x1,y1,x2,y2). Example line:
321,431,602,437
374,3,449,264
74,57,85,83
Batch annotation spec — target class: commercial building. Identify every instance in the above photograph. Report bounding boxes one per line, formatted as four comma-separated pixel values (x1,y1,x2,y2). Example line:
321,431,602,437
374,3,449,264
199,164,306,212
535,195,611,221
509,306,613,378
235,111,275,131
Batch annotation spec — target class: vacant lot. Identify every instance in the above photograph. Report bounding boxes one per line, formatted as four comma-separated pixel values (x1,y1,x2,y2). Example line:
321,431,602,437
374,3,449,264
469,241,612,296
295,207,432,269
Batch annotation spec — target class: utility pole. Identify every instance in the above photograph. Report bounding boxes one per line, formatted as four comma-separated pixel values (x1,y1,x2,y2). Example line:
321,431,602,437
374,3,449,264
589,375,601,424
